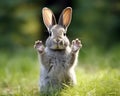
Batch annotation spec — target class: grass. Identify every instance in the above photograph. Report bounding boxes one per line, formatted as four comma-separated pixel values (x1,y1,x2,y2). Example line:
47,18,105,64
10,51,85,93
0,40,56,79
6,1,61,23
0,46,120,96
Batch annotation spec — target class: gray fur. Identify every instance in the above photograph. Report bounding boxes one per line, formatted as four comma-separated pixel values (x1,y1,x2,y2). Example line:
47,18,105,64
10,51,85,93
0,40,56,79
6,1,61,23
34,7,82,93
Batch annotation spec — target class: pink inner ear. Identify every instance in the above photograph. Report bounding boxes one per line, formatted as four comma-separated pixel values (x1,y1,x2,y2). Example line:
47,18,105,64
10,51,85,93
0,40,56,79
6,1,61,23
63,9,72,27
43,9,52,27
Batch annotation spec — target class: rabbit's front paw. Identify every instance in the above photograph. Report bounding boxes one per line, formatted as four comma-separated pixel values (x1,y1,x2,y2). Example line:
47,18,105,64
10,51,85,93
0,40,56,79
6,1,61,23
34,40,44,54
71,38,82,53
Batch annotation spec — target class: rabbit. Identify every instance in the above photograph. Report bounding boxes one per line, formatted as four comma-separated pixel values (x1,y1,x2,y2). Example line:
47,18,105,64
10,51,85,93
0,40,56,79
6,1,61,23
34,7,82,93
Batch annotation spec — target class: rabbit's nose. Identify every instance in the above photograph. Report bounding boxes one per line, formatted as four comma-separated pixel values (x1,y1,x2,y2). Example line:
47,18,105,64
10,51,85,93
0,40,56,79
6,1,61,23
59,40,64,45
56,39,60,42
53,38,63,44
57,39,64,45
53,39,60,43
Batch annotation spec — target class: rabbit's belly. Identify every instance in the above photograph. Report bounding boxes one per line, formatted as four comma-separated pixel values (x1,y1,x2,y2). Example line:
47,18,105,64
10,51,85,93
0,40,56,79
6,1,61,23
40,55,74,86
39,47,77,89
45,58,69,79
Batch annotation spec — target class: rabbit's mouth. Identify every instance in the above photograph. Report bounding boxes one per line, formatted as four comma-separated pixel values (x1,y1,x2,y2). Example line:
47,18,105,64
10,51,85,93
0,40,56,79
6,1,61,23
50,42,68,50
50,45,66,50
46,38,69,50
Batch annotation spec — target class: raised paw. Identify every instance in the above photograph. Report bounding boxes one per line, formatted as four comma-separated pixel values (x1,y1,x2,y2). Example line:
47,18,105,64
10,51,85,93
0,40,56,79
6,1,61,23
71,38,82,53
34,40,44,54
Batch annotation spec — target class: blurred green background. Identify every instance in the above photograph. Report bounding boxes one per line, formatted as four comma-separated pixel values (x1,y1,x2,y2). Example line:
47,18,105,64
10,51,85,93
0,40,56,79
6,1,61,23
0,0,120,50
0,0,120,95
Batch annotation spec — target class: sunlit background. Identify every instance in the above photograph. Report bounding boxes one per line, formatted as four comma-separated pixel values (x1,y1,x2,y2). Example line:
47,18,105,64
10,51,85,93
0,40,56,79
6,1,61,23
0,0,120,49
0,0,120,95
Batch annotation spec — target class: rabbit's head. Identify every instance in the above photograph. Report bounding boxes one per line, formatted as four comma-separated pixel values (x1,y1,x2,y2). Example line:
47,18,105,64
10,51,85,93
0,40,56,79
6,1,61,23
42,7,72,50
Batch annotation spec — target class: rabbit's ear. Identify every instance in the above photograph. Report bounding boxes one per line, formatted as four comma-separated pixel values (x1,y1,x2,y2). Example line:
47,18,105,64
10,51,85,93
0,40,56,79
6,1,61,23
42,7,57,30
58,7,72,30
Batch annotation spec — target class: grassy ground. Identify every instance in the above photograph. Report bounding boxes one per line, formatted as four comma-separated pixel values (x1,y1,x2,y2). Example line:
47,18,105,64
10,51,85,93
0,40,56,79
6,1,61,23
0,46,120,96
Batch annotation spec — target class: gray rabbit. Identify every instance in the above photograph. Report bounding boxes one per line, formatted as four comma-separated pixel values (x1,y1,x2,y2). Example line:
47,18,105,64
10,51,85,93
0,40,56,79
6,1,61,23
34,7,82,93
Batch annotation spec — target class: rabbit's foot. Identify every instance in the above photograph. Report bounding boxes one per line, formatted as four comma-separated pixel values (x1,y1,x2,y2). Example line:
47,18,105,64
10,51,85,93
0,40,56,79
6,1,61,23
34,40,44,54
71,38,82,53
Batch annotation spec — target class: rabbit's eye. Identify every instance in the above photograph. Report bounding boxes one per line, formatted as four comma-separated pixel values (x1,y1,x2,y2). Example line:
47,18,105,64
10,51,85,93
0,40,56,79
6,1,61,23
63,33,66,36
